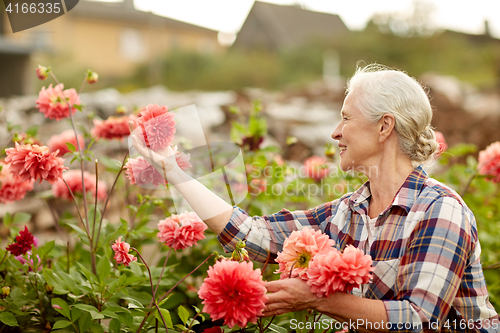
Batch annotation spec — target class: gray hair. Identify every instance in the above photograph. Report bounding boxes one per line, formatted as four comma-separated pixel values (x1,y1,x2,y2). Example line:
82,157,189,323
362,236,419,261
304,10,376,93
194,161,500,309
346,64,439,168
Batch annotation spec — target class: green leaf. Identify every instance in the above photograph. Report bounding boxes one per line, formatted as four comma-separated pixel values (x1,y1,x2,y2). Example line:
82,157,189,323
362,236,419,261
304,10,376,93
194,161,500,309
73,304,104,320
97,255,111,284
39,240,55,258
66,142,76,152
52,320,73,329
268,323,288,333
0,312,18,326
177,305,189,325
154,308,173,328
99,156,123,172
52,298,71,319
13,212,31,224
78,311,91,333
3,212,12,227
26,125,38,137
109,318,121,333
90,322,105,333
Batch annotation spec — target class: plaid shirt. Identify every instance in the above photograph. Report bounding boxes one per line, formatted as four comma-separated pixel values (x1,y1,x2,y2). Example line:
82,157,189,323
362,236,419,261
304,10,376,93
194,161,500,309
218,166,499,332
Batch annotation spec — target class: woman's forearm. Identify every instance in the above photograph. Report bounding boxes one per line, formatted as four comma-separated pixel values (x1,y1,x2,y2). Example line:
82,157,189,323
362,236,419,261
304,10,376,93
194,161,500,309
315,292,389,333
168,166,233,235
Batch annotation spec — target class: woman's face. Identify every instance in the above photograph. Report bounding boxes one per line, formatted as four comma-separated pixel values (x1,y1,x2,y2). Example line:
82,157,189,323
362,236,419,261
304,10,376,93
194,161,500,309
331,92,381,173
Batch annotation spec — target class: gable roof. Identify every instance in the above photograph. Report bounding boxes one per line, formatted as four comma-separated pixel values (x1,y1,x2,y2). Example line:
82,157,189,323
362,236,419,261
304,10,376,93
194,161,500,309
71,0,218,34
233,1,349,50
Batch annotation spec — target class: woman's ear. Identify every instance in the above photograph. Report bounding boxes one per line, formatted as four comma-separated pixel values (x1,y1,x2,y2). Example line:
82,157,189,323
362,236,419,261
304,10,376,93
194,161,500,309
379,114,396,143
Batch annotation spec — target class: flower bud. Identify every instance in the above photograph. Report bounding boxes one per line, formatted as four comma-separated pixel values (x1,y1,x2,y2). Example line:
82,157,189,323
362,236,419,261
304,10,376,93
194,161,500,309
324,143,336,160
86,70,99,85
116,105,127,115
45,284,54,293
231,240,250,262
1,286,10,297
36,65,49,80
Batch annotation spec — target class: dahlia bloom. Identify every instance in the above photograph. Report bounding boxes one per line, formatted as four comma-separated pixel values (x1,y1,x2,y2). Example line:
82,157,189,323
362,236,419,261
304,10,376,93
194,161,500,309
136,104,176,151
91,115,135,140
337,245,374,292
275,228,335,279
36,84,80,121
112,237,137,267
304,156,329,181
434,131,448,158
5,143,67,184
478,141,500,183
157,212,207,250
6,226,35,256
306,245,373,297
0,163,34,204
198,260,267,328
124,156,165,187
306,248,344,297
47,129,84,156
52,170,107,201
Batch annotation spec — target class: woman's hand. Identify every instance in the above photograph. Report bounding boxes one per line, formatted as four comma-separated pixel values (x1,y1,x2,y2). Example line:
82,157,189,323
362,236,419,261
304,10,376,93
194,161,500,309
263,278,319,317
128,121,180,180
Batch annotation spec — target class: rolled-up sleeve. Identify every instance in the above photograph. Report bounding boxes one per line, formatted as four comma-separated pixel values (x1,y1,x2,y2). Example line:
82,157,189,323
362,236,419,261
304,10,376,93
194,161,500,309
383,196,475,332
217,201,335,262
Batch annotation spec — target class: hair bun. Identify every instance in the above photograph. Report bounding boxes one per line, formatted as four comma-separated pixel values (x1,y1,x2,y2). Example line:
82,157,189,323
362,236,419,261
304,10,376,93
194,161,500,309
413,127,439,162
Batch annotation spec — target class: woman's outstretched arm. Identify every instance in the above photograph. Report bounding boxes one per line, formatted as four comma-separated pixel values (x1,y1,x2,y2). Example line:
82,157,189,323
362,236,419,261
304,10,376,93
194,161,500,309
128,121,233,235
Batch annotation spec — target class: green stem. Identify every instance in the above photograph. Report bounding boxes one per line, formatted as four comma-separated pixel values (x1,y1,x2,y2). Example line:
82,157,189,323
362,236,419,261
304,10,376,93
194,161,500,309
131,248,169,333
153,247,172,299
95,151,129,248
62,179,90,238
158,253,213,304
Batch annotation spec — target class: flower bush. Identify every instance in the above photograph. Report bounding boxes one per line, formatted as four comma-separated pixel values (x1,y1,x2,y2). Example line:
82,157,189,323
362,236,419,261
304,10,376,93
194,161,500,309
0,67,498,333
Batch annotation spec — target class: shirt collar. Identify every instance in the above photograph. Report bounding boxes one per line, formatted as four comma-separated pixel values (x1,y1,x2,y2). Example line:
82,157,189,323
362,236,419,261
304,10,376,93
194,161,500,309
348,165,429,214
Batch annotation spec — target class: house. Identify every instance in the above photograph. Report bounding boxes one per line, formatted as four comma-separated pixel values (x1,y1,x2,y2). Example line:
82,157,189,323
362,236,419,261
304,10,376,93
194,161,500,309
232,1,349,51
0,0,222,96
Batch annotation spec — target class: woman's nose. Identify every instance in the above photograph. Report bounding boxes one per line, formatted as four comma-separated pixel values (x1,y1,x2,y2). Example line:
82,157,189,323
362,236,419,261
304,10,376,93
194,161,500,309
331,122,342,141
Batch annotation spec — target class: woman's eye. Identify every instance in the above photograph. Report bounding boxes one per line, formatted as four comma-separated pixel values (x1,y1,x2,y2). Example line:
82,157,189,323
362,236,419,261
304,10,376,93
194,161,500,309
343,117,348,121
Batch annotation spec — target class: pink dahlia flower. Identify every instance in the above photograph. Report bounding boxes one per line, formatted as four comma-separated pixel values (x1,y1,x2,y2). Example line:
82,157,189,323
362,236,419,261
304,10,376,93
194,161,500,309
337,245,374,292
304,156,329,181
157,212,207,250
0,162,34,204
136,104,176,151
434,131,448,158
478,141,500,183
6,226,35,256
5,143,67,184
47,130,84,156
36,84,80,121
275,228,335,280
112,237,137,267
91,115,135,140
124,156,165,187
306,248,345,297
198,260,267,328
52,169,107,201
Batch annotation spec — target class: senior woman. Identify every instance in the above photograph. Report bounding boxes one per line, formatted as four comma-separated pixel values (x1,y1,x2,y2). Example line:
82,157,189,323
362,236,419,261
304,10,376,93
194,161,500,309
129,64,499,332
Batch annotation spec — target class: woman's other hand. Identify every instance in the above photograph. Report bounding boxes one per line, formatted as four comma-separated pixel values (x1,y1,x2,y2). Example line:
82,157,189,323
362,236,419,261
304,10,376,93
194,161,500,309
263,278,318,317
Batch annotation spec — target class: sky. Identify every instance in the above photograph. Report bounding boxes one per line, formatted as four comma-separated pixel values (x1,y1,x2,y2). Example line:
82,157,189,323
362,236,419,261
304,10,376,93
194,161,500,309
125,0,500,40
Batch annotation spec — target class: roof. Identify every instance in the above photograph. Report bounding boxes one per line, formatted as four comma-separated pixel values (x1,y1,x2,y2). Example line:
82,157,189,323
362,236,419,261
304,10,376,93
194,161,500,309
233,1,349,50
0,37,34,55
70,0,218,34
